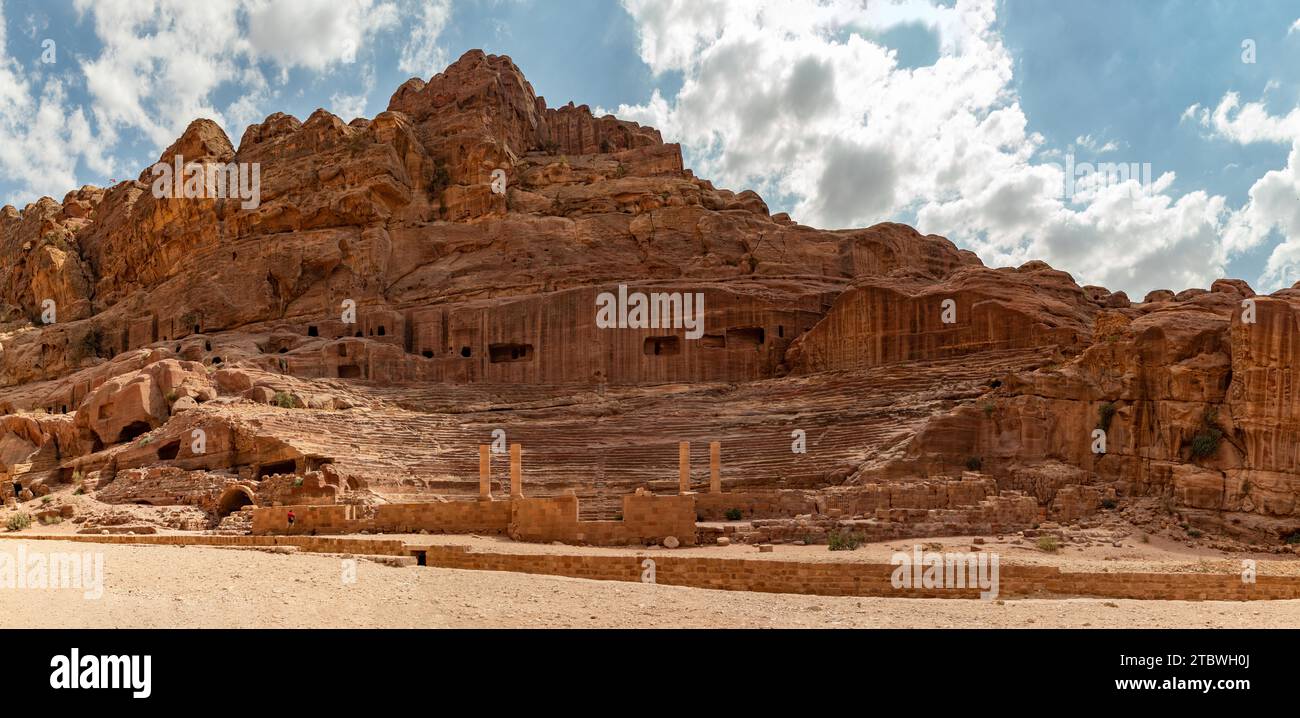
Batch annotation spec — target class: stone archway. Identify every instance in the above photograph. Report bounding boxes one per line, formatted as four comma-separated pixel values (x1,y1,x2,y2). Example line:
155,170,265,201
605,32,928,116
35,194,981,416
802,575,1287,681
216,486,256,517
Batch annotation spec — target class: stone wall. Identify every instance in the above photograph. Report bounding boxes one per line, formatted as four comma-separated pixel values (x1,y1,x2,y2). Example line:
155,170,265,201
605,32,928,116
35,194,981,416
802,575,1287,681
408,546,1299,601
251,504,357,534
7,533,1298,601
373,499,511,534
251,492,697,546
507,493,696,546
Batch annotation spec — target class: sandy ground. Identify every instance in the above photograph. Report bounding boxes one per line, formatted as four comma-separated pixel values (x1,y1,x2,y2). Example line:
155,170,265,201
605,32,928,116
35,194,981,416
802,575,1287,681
386,530,1300,574
2,538,1299,628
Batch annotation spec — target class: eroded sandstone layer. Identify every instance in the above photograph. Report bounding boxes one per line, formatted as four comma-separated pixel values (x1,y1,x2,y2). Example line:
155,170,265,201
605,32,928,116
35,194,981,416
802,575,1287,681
0,50,1295,544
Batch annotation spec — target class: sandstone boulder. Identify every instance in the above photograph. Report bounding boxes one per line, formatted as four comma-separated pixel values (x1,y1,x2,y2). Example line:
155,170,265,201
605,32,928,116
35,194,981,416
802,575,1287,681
76,360,215,446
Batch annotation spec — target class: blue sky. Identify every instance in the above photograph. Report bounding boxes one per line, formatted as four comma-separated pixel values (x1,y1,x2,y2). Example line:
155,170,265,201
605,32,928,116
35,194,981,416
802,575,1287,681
0,0,1297,298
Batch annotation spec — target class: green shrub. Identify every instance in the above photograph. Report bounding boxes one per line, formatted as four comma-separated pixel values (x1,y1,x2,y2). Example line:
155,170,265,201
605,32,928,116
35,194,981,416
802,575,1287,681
1097,402,1116,431
292,477,305,487
272,392,298,409
1191,407,1223,459
1191,429,1222,458
828,529,865,551
430,163,452,197
1285,533,1300,545
1187,527,1203,538
965,456,983,471
982,402,995,417
724,508,743,521
6,513,31,531
1036,536,1059,553
1100,497,1118,510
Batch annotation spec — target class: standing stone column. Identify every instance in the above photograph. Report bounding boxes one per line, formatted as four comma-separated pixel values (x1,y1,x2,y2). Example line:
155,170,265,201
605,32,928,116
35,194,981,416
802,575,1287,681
510,443,523,498
479,445,491,500
679,441,691,494
709,441,721,493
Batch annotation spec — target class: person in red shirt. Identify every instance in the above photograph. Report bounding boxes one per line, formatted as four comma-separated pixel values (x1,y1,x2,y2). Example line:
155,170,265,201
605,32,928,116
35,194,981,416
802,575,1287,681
286,509,296,530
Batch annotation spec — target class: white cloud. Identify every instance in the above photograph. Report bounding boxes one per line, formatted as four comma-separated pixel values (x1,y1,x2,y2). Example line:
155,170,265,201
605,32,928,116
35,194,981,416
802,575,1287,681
72,0,405,150
1229,140,1300,287
0,1,116,204
74,0,247,148
0,0,440,206
246,0,399,74
1198,91,1300,145
1195,89,1300,290
397,0,452,77
1075,134,1119,153
329,67,377,121
615,0,1232,297
1289,18,1300,35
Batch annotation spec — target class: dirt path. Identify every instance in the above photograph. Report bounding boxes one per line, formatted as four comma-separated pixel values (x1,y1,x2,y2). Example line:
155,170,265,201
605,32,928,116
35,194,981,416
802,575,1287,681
2,539,1297,628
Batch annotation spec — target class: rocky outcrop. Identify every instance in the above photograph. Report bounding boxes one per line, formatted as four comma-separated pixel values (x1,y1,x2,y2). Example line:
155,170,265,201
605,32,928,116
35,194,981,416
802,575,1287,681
75,360,216,447
0,50,1296,544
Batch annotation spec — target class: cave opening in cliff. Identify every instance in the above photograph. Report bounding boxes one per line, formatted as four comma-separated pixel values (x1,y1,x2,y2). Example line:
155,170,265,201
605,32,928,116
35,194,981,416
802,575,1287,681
644,336,681,356
156,440,181,461
460,346,472,358
489,343,534,363
422,350,434,358
308,326,318,337
117,421,152,444
726,327,765,348
338,365,362,379
257,460,297,480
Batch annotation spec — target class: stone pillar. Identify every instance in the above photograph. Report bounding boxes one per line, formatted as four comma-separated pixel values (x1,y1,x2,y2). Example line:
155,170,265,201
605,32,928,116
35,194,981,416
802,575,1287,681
479,445,491,500
510,443,523,498
710,441,721,493
679,441,691,494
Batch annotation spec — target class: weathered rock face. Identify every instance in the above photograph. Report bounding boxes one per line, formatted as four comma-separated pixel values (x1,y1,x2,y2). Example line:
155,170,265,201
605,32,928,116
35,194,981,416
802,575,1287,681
0,50,1296,543
75,359,217,447
787,262,1089,373
852,278,1300,539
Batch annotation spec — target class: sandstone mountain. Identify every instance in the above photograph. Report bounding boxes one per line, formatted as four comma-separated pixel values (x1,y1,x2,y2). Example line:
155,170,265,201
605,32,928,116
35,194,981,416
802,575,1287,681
0,50,1294,542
